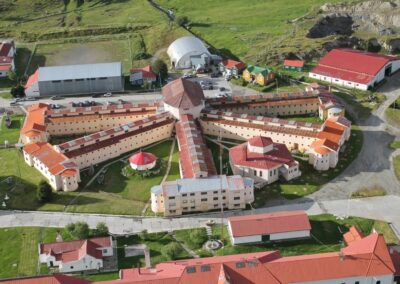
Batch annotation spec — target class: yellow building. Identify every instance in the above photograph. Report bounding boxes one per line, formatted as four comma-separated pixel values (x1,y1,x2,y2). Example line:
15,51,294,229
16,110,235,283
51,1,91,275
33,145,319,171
243,65,275,86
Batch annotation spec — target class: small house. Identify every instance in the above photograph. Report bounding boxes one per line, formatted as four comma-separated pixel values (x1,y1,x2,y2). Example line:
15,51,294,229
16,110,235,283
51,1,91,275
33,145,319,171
219,59,246,78
284,59,304,71
39,236,114,273
0,40,16,78
228,211,311,245
130,65,157,86
243,65,275,86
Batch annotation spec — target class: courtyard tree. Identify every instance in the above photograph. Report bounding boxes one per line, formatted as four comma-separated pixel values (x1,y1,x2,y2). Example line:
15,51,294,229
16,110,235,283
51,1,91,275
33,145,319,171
161,242,182,260
176,15,189,27
36,180,52,203
10,85,25,98
151,59,168,82
190,229,208,248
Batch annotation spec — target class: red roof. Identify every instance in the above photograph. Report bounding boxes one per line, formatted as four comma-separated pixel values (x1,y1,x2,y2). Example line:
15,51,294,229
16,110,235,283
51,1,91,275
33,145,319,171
228,211,311,237
129,151,157,166
162,78,205,109
344,226,364,245
284,59,304,67
230,139,297,170
40,237,111,263
130,65,157,80
222,59,246,70
311,49,400,84
0,63,11,71
25,69,39,90
248,136,273,148
0,41,14,57
0,274,90,284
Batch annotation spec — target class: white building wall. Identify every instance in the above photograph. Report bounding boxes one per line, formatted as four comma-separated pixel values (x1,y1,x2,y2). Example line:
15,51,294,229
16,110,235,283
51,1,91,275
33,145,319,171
232,235,262,245
164,102,204,119
309,72,369,91
59,255,103,273
270,230,310,241
297,274,393,284
25,82,40,97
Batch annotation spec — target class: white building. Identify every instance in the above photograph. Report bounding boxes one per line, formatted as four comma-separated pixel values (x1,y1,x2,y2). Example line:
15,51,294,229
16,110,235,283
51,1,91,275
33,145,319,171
310,48,400,90
39,236,113,273
128,151,157,171
167,36,211,69
162,78,205,119
229,136,301,185
151,175,254,216
227,211,311,245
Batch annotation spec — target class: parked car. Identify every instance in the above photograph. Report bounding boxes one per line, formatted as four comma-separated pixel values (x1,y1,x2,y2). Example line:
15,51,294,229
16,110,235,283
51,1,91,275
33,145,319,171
225,75,232,81
103,92,113,97
182,73,194,79
9,101,18,106
25,97,37,101
219,87,227,91
210,73,219,78
50,96,63,100
118,99,127,104
91,94,101,98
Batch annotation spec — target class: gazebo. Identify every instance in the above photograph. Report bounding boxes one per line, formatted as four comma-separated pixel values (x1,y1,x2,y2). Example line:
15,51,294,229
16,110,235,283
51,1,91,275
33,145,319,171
128,151,157,171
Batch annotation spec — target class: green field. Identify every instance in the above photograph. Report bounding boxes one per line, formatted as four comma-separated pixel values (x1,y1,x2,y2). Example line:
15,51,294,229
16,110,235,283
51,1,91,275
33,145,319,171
0,114,25,144
0,227,73,279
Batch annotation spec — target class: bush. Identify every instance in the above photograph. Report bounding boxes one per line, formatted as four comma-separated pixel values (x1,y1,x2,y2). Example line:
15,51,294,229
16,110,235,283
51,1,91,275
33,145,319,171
139,229,148,240
161,242,182,260
176,16,189,27
95,222,109,236
36,180,52,203
10,85,25,98
66,221,90,239
189,229,208,248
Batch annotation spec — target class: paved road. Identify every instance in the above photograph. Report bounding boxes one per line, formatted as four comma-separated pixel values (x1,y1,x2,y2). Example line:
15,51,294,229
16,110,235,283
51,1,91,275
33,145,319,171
308,73,400,201
2,195,400,236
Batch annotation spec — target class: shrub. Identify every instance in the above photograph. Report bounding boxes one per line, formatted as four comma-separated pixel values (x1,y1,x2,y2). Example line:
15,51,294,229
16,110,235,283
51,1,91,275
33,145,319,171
176,16,189,27
66,221,90,239
161,242,182,260
95,222,109,236
36,180,52,203
10,85,25,98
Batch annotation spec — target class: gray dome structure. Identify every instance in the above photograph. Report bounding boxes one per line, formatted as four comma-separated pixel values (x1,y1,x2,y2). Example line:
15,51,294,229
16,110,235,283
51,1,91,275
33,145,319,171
167,36,211,69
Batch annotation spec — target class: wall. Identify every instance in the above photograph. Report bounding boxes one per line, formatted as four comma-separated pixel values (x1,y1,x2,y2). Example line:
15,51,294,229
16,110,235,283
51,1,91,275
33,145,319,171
59,255,103,273
309,72,369,91
270,230,310,241
38,76,124,97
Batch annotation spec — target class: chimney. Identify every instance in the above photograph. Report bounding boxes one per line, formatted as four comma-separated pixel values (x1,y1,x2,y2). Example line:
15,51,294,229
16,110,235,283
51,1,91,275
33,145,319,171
144,247,151,268
55,231,63,242
339,250,345,261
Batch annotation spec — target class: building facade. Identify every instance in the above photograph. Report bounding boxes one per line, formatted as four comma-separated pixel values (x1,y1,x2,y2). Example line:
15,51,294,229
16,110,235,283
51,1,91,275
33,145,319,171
243,65,275,86
25,62,124,97
0,39,16,77
151,175,254,216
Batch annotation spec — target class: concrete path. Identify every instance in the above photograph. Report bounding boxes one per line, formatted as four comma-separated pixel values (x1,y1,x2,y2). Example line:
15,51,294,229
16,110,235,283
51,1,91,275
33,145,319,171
2,195,400,236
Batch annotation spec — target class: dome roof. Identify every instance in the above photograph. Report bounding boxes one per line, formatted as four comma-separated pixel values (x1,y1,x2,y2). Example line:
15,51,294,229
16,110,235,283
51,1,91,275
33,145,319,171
129,151,157,166
167,36,210,63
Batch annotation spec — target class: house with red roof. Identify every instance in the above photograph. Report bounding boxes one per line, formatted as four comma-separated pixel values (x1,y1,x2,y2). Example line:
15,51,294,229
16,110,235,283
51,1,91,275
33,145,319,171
229,136,300,185
310,48,400,90
128,151,157,171
219,59,246,78
283,59,305,71
0,39,16,78
39,236,113,273
227,211,311,245
129,65,157,86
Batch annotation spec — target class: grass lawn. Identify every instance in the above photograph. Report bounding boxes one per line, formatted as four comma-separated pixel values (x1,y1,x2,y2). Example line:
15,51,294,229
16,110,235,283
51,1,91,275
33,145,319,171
0,114,25,144
283,114,322,124
28,40,132,75
385,108,400,128
390,140,400,149
79,272,120,282
116,232,190,269
0,92,12,99
0,78,15,90
335,91,385,120
0,227,73,279
165,141,180,182
212,214,398,257
394,155,400,182
351,186,386,198
65,140,175,215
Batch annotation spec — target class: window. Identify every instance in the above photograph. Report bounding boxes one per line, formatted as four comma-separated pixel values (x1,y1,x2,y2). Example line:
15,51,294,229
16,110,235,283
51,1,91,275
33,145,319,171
182,193,187,197
99,77,108,80
201,265,211,272
213,191,218,194
235,262,245,268
201,192,207,195
169,196,175,200
201,198,207,202
213,197,218,201
376,281,381,284
248,261,257,267
234,197,240,200
186,267,196,273
190,193,195,196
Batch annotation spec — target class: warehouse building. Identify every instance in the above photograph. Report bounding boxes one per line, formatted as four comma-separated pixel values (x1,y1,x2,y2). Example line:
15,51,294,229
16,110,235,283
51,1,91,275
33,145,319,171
25,62,124,97
310,49,400,90
227,211,311,245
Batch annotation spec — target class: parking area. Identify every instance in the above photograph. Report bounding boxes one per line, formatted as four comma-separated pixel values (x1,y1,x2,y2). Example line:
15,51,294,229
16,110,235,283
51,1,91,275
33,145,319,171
189,75,232,98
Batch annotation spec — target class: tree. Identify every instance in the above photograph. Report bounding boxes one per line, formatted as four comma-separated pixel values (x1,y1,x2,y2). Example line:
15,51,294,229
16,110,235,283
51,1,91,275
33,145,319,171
151,59,168,82
36,180,52,202
176,15,189,27
66,221,90,239
95,222,109,236
10,85,25,98
139,229,148,240
161,242,182,260
190,229,208,248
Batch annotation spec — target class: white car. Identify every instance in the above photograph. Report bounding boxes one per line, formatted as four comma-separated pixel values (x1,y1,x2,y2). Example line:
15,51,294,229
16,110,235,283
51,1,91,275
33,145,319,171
182,73,194,79
103,92,113,97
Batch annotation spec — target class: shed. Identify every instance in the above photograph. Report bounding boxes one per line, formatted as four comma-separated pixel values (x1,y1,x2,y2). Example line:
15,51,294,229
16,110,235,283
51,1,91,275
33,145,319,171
283,59,305,71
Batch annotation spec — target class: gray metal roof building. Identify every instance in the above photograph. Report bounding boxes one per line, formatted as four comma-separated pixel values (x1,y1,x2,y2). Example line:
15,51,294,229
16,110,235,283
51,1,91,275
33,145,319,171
25,62,124,97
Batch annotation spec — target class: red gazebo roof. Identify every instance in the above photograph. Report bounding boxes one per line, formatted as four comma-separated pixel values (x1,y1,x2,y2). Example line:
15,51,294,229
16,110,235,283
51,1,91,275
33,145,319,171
129,151,157,165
